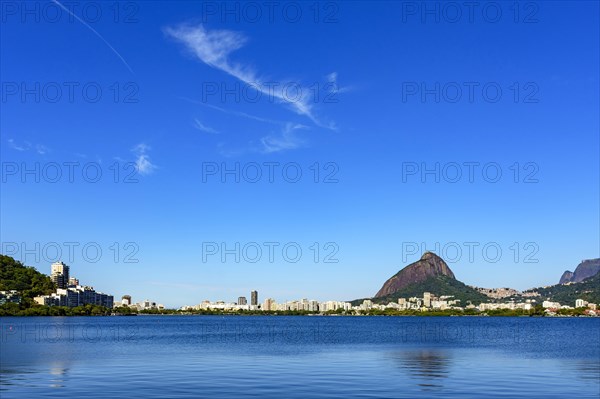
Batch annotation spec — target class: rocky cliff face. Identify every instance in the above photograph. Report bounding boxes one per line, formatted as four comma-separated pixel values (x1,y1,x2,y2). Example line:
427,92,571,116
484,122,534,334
374,252,456,298
559,258,600,284
559,271,574,284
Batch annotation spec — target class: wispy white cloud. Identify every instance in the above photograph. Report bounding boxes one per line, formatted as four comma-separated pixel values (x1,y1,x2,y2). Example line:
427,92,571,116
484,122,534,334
7,139,50,154
193,119,220,134
326,71,352,94
165,24,333,128
36,144,50,155
213,123,308,157
131,143,157,175
180,97,283,125
51,0,134,74
261,123,308,153
7,139,30,151
216,142,251,158
326,72,338,83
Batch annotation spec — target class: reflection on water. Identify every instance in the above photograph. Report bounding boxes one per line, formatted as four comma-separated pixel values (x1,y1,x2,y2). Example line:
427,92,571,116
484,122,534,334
1,317,599,398
575,360,600,382
390,350,451,391
49,362,69,389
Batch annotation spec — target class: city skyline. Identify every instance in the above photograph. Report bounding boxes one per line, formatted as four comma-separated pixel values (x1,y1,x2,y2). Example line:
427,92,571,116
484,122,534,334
34,261,114,308
20,255,599,310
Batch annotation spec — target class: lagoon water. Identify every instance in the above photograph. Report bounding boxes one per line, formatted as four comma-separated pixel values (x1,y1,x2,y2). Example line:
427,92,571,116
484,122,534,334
1,316,599,398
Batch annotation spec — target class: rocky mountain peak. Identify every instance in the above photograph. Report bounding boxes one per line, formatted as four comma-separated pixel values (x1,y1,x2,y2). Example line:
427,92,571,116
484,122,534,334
374,252,456,298
559,258,600,284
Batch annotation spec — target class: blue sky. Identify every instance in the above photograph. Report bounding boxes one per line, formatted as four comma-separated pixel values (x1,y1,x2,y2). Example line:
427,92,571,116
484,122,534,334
1,1,598,307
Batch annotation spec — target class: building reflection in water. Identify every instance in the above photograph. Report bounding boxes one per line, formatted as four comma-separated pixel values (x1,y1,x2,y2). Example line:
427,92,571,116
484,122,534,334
389,349,452,391
49,361,70,388
574,359,600,382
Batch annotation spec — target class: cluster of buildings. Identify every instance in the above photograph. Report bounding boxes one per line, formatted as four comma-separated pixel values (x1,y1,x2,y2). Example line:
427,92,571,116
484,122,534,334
113,295,165,311
180,290,353,313
473,287,521,299
182,298,353,313
180,289,598,316
33,262,114,308
359,293,598,315
357,292,462,312
261,298,352,312
181,290,265,312
180,291,458,313
0,290,21,305
469,286,599,314
541,299,597,312
575,298,596,309
477,302,533,311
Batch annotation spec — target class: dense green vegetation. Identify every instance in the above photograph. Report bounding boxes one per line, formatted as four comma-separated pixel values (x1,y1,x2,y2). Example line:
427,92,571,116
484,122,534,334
0,255,56,307
0,303,113,316
528,273,600,304
0,255,115,316
352,276,489,306
1,303,594,317
0,255,56,296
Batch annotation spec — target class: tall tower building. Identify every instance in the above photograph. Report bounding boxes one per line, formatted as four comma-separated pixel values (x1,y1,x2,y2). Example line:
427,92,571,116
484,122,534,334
251,290,258,306
423,292,431,308
51,262,70,289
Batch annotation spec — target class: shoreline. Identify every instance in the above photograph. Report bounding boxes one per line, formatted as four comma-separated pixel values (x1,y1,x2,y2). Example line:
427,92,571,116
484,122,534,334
1,313,598,318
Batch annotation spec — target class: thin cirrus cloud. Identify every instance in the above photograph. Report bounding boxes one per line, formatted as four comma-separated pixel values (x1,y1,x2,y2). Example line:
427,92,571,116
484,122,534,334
35,144,50,155
164,24,334,129
326,72,352,94
193,119,220,134
214,123,308,157
7,139,30,151
261,123,308,153
132,143,157,175
7,139,49,155
180,97,283,125
51,0,134,74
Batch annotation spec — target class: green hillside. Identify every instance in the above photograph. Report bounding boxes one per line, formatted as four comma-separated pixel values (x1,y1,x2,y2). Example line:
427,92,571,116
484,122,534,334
0,255,55,300
530,274,600,305
352,275,489,306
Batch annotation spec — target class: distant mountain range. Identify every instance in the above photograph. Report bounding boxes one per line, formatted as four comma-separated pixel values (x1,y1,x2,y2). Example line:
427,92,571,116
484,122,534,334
353,252,600,305
559,258,600,284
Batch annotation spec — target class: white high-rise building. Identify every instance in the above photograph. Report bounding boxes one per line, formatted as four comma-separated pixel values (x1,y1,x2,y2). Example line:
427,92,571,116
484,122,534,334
575,299,588,308
122,295,132,306
50,262,70,289
262,298,276,311
423,292,432,308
